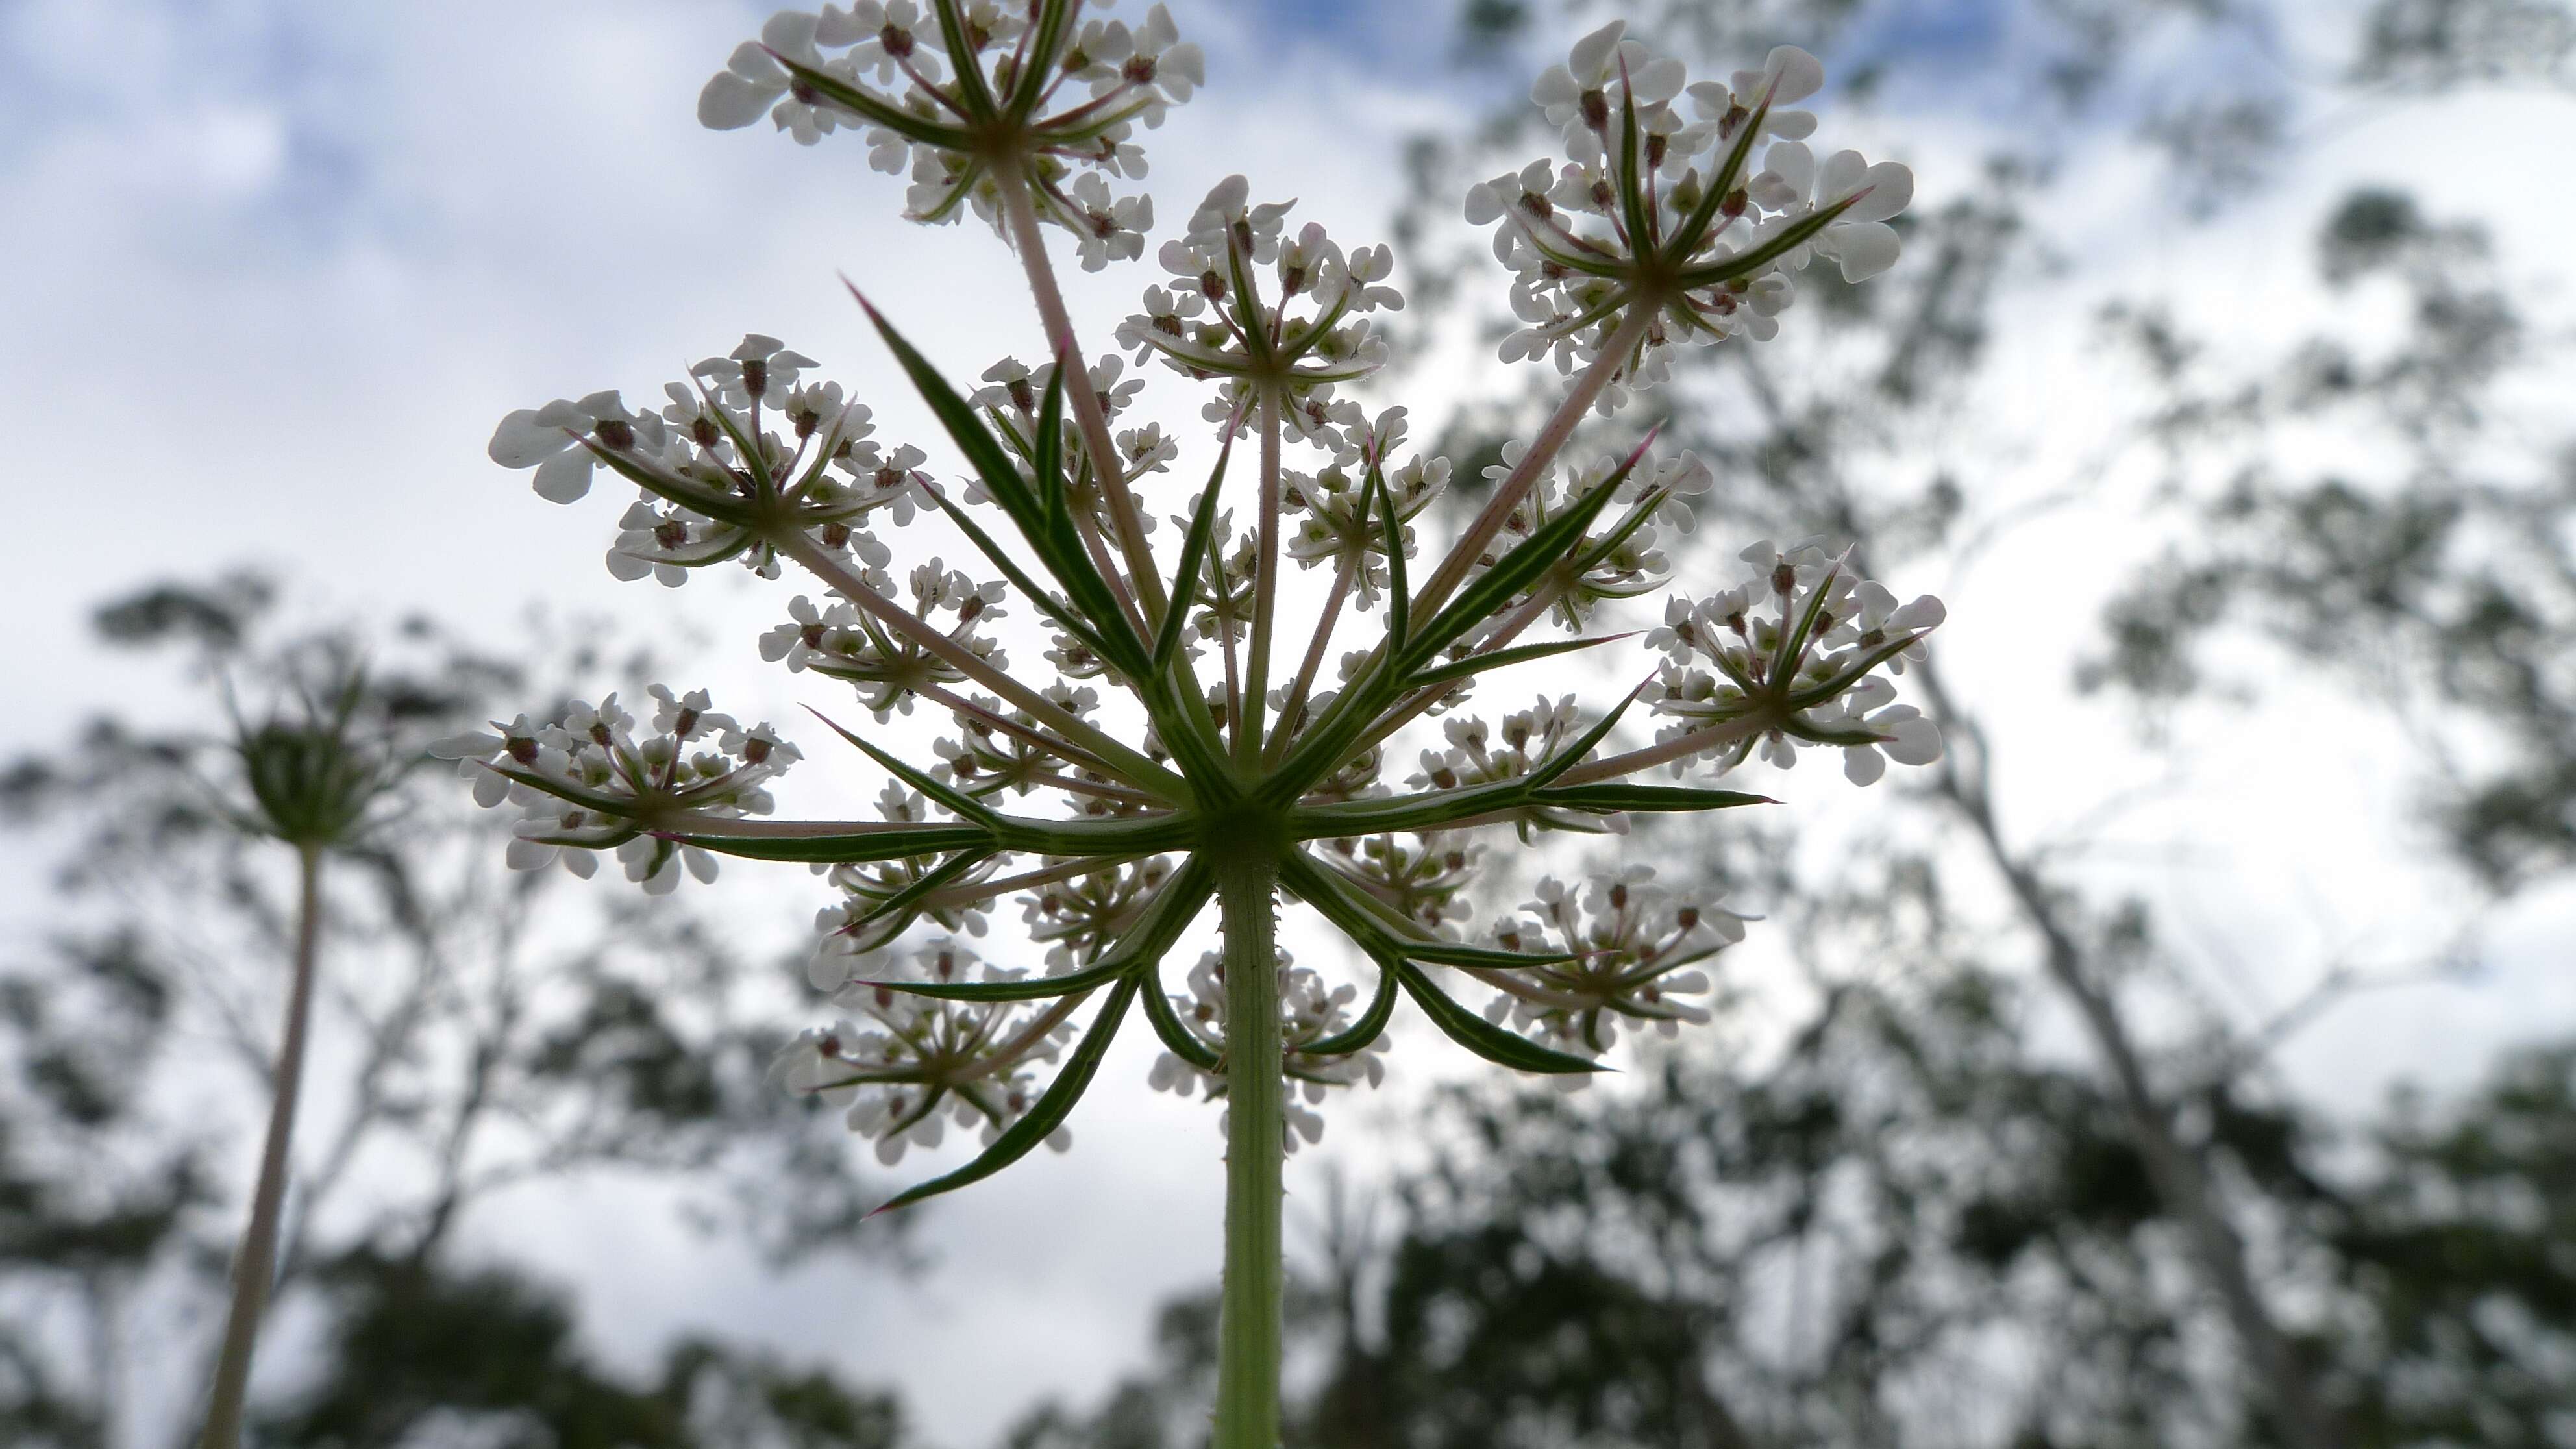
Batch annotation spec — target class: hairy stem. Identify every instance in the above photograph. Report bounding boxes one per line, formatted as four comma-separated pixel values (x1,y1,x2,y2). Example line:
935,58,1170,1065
1266,550,1360,767
201,845,325,1449
774,529,1183,796
916,682,1124,780
1414,303,1657,617
1559,712,1768,785
1237,390,1285,767
1213,850,1285,1449
1339,576,1573,768
991,153,1169,626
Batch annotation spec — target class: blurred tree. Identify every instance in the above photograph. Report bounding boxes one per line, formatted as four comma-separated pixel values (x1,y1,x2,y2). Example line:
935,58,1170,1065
1020,0,2575,1444
1008,970,2571,1447
0,577,911,1449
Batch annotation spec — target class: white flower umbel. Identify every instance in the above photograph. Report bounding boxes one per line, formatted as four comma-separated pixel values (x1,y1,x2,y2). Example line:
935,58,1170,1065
465,6,1938,1445
1642,539,1948,784
1463,25,1912,395
1487,867,1748,1067
430,687,800,895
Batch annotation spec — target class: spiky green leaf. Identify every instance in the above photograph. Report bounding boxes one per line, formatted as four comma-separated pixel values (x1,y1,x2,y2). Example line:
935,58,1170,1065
855,294,1148,678
806,706,1000,828
1154,441,1233,673
848,848,997,935
1138,966,1222,1070
1371,459,1409,652
1403,632,1633,694
659,823,994,865
872,977,1139,1213
1395,963,1605,1074
1521,678,1651,793
847,950,1136,1004
1528,783,1775,814
1396,447,1643,677
1300,952,1400,1057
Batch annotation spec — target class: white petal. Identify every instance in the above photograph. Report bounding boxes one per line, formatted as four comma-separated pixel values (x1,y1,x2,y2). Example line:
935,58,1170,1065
725,38,788,84
1883,713,1943,765
427,730,501,761
1631,56,1686,105
471,765,511,809
1843,161,1914,224
1568,21,1626,80
605,547,653,582
1819,149,1870,202
488,409,569,468
530,449,595,504
761,10,820,55
698,70,781,131
1765,46,1825,105
1833,221,1901,282
815,6,870,45
1763,140,1814,195
1842,744,1886,786
504,837,558,871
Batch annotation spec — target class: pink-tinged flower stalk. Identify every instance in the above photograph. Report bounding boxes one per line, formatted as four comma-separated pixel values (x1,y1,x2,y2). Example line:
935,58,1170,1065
455,5,1939,1444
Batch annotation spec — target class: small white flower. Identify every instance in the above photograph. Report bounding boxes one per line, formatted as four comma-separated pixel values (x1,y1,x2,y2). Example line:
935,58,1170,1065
1748,141,1914,282
488,390,661,504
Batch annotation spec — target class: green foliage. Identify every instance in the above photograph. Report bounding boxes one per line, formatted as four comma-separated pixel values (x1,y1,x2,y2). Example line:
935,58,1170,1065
0,577,907,1445
267,1253,911,1449
2087,186,2575,887
2329,1043,2576,1445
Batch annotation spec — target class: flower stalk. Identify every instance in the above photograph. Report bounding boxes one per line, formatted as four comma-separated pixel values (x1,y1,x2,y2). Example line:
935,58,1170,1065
456,0,1944,1429
1213,847,1285,1449
199,845,322,1449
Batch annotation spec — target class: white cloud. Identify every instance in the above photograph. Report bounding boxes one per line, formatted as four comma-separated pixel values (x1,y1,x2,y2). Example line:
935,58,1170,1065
4,2,2568,1443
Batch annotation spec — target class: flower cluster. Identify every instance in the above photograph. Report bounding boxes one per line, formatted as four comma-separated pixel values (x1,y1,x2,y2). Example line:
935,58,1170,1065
1463,23,1913,407
700,3,1202,264
1486,867,1745,1067
1280,408,1449,609
971,352,1172,538
763,563,1011,721
1119,176,1405,445
1646,539,1946,783
780,935,1076,1165
429,686,799,893
465,3,1941,1251
812,784,998,958
1473,444,1716,631
489,334,919,586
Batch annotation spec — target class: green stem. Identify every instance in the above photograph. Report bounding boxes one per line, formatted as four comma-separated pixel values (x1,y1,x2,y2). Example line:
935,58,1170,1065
1213,850,1284,1449
201,845,325,1448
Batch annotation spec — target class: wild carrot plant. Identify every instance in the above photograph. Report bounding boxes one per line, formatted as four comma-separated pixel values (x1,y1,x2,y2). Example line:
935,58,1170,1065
439,5,1940,1442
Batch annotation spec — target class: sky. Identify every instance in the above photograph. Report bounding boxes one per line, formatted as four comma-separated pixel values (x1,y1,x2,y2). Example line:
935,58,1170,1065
3,1,2571,1444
